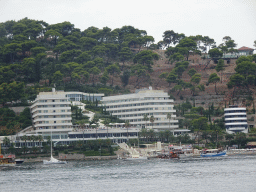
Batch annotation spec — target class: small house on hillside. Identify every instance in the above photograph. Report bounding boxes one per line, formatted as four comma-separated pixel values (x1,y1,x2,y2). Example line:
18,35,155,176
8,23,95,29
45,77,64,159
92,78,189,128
237,46,254,56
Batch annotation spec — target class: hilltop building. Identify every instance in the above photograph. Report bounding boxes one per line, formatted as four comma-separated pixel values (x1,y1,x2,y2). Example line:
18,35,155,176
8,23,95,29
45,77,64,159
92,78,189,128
224,105,248,134
100,87,179,131
237,46,254,56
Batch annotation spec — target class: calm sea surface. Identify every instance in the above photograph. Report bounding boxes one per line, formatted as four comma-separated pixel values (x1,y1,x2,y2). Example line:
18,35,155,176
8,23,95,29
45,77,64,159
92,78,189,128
1,155,256,192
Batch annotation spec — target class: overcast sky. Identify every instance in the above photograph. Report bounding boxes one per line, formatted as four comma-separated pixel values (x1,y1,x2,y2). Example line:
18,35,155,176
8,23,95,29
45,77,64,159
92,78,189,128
1,0,256,49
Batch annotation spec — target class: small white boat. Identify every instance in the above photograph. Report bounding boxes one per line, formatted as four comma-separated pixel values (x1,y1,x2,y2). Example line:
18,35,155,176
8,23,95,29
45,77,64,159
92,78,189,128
125,154,148,160
43,131,67,165
43,155,67,165
15,159,24,164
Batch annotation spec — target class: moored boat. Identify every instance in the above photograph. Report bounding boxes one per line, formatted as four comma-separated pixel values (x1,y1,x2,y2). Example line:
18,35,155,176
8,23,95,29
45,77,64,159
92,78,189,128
0,141,16,167
158,145,194,159
200,149,226,157
43,131,67,165
0,155,16,167
124,154,148,160
43,155,67,164
15,159,24,164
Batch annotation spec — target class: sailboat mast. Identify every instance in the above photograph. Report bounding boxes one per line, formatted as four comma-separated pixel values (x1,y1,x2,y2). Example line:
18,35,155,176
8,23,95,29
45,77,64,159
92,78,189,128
51,130,52,157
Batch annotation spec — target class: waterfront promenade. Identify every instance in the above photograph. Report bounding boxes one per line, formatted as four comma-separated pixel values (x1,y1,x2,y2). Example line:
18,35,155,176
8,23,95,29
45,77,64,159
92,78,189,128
19,148,256,163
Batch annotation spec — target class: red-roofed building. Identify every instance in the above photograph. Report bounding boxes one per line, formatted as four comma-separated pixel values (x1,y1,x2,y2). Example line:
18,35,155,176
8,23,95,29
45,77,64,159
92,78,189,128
237,46,254,56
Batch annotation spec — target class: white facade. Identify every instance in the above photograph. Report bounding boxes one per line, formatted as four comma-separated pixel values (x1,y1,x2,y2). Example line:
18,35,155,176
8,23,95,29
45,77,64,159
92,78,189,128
30,90,105,131
224,105,248,134
30,90,73,130
100,88,179,131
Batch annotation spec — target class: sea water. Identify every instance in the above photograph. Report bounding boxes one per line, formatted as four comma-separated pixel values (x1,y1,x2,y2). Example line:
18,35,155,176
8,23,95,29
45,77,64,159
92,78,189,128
1,155,256,192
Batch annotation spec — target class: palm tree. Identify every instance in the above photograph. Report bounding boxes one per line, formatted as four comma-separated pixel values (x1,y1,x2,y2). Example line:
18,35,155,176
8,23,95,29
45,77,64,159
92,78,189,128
87,140,93,150
150,116,155,129
22,145,28,156
43,144,50,155
21,135,28,153
183,134,190,143
97,139,103,156
105,138,112,153
225,133,234,147
148,129,155,142
3,136,10,146
167,112,172,130
164,130,171,143
140,128,148,142
3,137,10,153
143,114,149,129
30,135,36,147
78,120,88,145
38,135,44,149
77,140,83,152
158,131,165,142
46,136,51,145
32,146,38,156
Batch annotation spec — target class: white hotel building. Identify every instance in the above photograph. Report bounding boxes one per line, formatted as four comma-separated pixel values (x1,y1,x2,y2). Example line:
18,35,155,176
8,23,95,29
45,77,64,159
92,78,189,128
30,89,73,130
30,89,104,130
100,88,179,131
224,105,248,134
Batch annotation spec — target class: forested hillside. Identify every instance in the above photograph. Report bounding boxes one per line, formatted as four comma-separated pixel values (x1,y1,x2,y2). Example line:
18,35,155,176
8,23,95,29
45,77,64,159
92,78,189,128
1,18,256,117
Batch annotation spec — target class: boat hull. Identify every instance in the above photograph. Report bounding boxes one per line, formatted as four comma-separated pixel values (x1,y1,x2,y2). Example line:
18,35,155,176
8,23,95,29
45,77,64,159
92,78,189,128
200,151,226,157
43,156,67,164
43,160,67,165
15,159,24,164
125,156,148,160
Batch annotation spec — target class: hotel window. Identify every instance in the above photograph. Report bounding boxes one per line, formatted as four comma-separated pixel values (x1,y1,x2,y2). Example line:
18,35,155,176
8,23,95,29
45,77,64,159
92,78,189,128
61,110,65,112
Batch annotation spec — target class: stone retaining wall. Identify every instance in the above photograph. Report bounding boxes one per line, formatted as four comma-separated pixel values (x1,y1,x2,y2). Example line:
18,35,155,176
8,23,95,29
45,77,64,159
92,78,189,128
58,153,117,160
